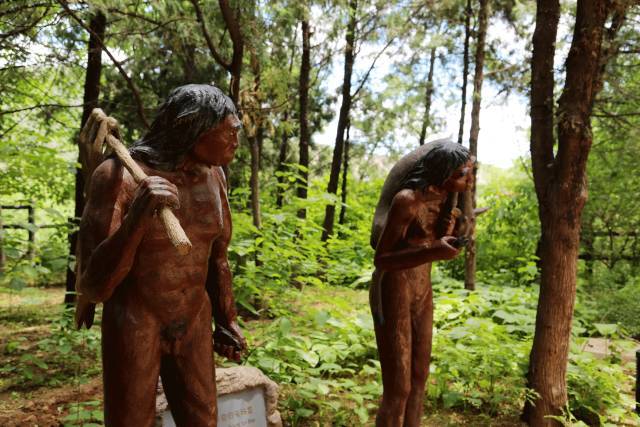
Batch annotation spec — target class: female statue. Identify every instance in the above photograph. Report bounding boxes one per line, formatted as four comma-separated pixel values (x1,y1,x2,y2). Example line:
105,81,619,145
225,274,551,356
370,139,474,426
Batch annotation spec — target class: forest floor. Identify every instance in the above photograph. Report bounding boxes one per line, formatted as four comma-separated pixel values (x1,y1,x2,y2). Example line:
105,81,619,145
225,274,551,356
0,285,633,426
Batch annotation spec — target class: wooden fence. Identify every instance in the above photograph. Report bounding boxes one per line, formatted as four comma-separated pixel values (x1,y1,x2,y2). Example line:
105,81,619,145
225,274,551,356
0,204,66,272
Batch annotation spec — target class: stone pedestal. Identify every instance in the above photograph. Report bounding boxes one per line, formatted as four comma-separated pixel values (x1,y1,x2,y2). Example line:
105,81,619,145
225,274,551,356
156,366,282,427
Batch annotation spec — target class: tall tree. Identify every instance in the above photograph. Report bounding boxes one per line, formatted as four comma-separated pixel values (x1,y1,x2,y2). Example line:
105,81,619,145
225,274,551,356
338,119,351,225
418,47,436,146
457,0,472,144
523,1,629,424
297,17,311,220
190,0,243,103
463,0,489,291
248,49,263,230
64,10,106,306
275,30,298,209
321,0,357,242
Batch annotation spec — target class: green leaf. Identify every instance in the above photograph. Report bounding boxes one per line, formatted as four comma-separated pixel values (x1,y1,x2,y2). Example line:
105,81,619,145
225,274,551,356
594,323,618,336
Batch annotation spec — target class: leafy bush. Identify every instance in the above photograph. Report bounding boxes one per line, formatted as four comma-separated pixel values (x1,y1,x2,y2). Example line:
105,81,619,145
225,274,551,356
595,280,640,337
240,287,380,425
566,348,638,425
0,306,101,391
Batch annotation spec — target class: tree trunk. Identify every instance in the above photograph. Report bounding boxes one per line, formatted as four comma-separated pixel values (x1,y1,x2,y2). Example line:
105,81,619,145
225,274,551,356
248,51,262,232
219,0,243,103
276,29,299,209
297,18,311,221
275,110,290,208
523,1,616,424
457,0,472,145
0,206,4,274
27,203,35,261
64,11,106,306
463,0,488,291
249,131,262,230
321,0,357,242
418,47,436,146
217,0,243,184
338,120,351,226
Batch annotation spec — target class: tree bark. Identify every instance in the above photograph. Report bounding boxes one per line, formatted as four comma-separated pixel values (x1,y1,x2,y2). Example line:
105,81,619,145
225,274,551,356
248,51,262,232
219,0,243,103
523,1,617,424
338,120,351,226
457,0,472,145
249,129,262,230
418,47,436,146
321,0,357,242
276,28,299,209
64,10,106,306
58,1,148,129
275,110,290,208
463,0,489,291
0,206,4,274
297,19,311,221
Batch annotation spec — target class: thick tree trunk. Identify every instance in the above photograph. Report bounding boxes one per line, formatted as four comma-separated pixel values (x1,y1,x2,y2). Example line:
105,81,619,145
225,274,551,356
463,0,488,291
64,11,105,306
418,47,436,146
523,1,615,424
297,19,311,221
338,120,351,226
321,0,357,242
457,0,472,145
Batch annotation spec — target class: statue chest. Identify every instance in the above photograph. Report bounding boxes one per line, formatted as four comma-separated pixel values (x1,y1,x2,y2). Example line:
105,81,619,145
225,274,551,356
406,201,441,246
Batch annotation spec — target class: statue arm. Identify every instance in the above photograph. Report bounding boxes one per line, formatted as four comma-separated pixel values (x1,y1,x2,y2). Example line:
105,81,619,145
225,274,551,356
206,236,238,328
77,159,144,303
374,191,460,272
78,159,179,303
206,167,246,360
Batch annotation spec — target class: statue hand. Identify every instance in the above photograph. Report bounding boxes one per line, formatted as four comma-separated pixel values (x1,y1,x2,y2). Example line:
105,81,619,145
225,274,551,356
446,207,462,235
214,321,247,362
127,176,179,228
432,236,461,261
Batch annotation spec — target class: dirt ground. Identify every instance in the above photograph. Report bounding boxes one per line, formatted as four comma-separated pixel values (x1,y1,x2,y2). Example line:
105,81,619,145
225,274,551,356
0,377,102,427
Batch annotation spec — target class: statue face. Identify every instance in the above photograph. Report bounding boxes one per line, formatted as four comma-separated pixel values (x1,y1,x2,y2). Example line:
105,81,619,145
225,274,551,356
191,114,242,166
441,159,474,192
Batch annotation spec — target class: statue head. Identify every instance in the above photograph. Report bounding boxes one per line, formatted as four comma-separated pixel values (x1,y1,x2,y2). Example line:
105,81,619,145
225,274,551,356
129,84,238,170
400,140,471,192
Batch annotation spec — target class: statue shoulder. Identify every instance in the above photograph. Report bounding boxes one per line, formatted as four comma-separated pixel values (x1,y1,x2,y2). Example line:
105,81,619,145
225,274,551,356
210,166,228,191
90,158,125,192
391,189,417,209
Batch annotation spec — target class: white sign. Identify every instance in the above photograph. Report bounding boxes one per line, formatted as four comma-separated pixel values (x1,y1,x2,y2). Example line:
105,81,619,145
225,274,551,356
160,387,267,427
217,387,267,427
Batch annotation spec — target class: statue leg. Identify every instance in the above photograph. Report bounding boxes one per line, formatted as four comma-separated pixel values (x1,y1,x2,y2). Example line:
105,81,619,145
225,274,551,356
160,301,217,427
403,284,433,427
102,312,161,427
373,275,413,427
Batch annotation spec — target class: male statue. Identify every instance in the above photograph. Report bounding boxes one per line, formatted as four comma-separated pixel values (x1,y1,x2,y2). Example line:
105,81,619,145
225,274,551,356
75,84,246,426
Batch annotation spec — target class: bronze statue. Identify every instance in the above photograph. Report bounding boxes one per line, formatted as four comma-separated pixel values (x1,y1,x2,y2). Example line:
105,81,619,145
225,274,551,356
75,84,246,426
370,139,474,426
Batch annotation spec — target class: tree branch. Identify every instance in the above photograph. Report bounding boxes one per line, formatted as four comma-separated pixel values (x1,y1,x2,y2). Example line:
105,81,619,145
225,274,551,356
0,103,84,116
57,0,150,129
189,0,231,70
351,35,395,100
